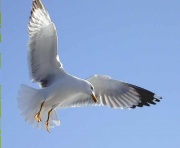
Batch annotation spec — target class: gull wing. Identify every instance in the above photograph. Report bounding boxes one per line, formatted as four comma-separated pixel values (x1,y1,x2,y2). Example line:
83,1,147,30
28,0,62,87
87,75,162,109
59,75,161,109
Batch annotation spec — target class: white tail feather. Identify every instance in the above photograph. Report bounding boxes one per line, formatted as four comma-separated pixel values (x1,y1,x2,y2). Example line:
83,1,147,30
17,84,60,130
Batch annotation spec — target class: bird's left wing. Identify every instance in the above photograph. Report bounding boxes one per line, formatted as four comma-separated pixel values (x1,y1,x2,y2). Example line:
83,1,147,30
59,75,162,109
28,0,62,87
87,75,162,109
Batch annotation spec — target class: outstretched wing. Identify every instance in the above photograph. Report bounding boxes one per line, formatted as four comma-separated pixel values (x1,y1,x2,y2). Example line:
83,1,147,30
28,0,62,87
87,75,162,109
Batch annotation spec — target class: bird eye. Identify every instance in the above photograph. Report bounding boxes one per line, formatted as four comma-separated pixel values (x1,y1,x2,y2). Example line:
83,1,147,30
91,86,94,90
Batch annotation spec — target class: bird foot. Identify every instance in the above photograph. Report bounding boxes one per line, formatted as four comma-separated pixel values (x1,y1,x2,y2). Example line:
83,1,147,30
34,113,41,122
45,108,53,133
34,101,44,122
46,121,50,133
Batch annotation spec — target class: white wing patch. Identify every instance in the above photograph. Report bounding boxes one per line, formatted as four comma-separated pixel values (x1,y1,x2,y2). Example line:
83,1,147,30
28,0,62,87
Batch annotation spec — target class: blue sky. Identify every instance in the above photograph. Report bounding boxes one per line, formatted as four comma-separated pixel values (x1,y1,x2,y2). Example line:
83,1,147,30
2,0,180,147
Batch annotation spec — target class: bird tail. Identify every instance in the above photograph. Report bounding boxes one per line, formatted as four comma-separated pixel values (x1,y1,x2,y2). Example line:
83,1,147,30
17,84,60,130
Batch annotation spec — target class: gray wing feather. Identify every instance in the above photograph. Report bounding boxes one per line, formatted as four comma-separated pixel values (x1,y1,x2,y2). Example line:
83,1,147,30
87,75,162,109
28,0,62,87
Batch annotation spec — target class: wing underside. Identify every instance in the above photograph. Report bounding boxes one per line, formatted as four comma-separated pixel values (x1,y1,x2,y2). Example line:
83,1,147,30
28,0,62,87
87,75,162,109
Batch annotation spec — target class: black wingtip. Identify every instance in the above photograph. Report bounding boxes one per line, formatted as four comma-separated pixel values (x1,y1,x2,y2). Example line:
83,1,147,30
127,84,162,109
29,0,45,19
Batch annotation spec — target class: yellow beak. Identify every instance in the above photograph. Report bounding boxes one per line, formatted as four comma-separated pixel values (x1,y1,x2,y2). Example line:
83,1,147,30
91,93,98,103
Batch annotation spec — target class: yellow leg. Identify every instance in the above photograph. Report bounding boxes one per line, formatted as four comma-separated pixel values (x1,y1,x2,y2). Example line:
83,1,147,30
34,101,44,122
46,108,53,133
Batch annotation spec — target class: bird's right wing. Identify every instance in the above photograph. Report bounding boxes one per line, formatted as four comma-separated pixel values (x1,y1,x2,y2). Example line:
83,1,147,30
28,0,62,87
87,75,162,109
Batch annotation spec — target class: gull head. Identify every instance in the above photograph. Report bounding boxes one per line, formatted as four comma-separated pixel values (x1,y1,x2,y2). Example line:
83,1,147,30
82,80,98,103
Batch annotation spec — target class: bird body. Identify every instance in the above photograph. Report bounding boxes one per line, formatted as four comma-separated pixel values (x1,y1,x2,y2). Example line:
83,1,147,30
40,70,95,107
17,0,162,132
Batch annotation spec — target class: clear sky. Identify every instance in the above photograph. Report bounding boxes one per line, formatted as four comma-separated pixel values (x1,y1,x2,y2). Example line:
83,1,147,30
2,0,180,147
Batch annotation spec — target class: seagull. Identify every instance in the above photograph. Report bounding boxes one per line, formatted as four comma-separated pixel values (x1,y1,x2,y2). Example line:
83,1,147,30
17,0,162,133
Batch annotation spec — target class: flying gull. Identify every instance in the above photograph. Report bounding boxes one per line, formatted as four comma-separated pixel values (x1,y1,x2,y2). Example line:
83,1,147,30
17,0,162,132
